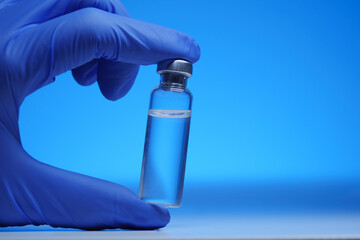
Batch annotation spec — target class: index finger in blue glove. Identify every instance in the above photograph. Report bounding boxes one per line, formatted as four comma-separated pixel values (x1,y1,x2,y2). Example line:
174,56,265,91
6,7,200,100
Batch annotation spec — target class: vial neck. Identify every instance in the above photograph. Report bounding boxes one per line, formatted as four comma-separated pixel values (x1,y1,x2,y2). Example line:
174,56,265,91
160,73,188,91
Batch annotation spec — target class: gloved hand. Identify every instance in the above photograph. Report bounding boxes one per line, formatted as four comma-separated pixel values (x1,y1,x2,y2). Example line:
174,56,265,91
0,0,200,230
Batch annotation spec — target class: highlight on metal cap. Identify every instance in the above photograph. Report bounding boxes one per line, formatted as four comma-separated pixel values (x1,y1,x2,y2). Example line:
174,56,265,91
157,59,193,78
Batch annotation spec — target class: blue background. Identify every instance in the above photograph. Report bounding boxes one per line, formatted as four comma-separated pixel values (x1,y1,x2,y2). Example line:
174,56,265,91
19,0,360,213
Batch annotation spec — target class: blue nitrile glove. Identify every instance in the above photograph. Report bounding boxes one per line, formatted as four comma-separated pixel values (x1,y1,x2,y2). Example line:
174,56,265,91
0,0,200,230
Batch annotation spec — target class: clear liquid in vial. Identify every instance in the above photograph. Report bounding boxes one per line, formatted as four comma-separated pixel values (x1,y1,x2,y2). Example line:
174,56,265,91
139,109,191,207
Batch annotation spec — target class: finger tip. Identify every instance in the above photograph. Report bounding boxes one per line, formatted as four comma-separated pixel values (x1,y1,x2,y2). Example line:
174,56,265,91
72,74,97,86
97,62,139,101
190,38,201,63
151,204,171,228
180,36,200,64
112,201,171,230
71,60,98,86
98,76,135,101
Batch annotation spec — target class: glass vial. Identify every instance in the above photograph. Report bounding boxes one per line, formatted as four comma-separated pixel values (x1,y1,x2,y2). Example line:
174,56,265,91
139,59,193,207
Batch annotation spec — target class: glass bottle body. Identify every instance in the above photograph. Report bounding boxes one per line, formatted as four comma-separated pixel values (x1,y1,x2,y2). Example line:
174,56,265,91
139,73,192,207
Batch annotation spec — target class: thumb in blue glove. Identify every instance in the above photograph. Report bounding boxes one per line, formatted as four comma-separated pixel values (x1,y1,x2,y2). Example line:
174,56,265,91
0,0,200,230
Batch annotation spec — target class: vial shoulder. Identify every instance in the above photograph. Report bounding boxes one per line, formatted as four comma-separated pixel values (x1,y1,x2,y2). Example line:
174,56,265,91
150,86,192,109
151,85,192,95
151,87,192,102
184,88,192,97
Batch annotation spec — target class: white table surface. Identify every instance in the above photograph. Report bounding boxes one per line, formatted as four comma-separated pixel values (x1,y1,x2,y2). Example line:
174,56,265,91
1,213,360,240
2,182,360,239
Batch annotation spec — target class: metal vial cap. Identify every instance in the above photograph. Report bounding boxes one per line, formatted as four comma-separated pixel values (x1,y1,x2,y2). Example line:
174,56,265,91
157,59,193,78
